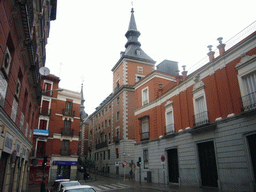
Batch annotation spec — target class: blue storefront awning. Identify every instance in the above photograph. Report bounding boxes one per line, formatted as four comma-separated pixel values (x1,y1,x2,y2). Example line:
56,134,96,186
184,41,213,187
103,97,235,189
54,161,78,165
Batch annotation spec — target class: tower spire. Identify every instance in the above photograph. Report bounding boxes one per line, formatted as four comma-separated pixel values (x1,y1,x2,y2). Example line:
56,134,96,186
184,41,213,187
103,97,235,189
125,8,141,48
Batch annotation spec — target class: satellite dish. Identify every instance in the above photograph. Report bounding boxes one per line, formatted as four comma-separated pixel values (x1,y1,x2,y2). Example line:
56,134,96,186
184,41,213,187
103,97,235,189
39,67,50,76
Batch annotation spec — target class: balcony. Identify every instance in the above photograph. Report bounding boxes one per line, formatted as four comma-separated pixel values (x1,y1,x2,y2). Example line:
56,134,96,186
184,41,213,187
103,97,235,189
241,92,256,111
62,109,75,117
39,107,51,116
193,111,209,126
60,148,71,156
61,128,74,137
113,136,120,143
42,90,53,97
165,124,175,135
33,129,49,136
141,132,149,141
96,141,108,149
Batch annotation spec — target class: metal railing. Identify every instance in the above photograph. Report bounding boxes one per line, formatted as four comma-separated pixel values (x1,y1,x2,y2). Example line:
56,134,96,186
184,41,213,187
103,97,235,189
96,141,108,149
113,136,120,143
165,124,175,135
193,111,209,126
39,107,51,116
241,92,256,111
60,149,71,156
62,109,75,117
61,128,74,137
141,132,149,141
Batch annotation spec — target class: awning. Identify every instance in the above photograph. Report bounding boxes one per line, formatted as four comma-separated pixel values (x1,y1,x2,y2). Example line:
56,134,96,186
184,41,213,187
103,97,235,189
54,161,78,165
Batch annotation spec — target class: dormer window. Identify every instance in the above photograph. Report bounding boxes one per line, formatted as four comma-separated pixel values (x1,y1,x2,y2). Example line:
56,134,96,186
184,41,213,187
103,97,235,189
135,49,141,55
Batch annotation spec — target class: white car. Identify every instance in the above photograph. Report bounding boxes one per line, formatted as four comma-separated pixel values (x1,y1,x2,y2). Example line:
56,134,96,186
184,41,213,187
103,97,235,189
57,181,81,192
51,179,70,191
60,185,96,192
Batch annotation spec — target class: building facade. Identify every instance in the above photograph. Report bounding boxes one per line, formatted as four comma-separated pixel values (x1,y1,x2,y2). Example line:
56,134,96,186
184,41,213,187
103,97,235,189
30,74,82,183
0,0,56,191
133,24,256,191
88,8,156,177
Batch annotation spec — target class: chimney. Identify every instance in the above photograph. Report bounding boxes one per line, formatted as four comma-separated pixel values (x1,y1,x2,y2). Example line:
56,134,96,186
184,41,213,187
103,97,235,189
217,37,225,56
181,65,187,81
207,45,215,62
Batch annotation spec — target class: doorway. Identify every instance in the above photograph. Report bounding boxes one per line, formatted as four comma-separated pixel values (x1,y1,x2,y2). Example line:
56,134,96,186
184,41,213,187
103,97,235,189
197,141,218,187
247,134,256,181
167,148,179,183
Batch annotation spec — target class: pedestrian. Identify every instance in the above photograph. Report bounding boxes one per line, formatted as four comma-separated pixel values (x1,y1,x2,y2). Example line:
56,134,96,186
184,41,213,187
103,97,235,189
129,169,133,180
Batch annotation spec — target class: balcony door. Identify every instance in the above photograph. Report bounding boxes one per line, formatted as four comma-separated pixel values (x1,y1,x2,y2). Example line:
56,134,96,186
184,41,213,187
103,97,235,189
61,140,70,156
63,120,71,135
65,101,73,116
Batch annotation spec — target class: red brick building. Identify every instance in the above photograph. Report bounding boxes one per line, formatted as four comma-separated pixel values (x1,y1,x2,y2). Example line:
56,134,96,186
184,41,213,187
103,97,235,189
88,8,155,177
30,74,82,183
0,0,56,191
133,24,256,191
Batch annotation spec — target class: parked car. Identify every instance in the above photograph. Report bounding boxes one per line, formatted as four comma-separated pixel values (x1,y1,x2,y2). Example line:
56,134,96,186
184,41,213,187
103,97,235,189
57,181,81,192
60,185,96,192
51,179,70,192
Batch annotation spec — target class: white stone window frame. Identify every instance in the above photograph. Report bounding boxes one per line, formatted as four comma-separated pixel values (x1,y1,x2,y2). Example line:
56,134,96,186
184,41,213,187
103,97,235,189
38,116,50,130
236,54,256,109
41,96,52,111
137,66,143,73
43,80,53,91
165,100,174,134
116,111,120,122
135,74,145,83
142,86,149,106
192,74,208,125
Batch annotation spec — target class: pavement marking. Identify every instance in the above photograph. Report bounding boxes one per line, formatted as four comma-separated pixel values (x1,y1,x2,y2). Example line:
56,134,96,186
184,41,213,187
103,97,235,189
91,183,131,191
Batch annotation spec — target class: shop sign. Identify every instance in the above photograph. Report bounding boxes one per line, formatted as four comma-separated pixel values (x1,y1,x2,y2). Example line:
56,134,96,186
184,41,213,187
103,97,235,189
3,131,14,154
54,161,78,165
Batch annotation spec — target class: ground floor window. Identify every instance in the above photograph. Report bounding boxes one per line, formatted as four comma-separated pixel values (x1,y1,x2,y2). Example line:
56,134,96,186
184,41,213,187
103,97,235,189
57,165,70,179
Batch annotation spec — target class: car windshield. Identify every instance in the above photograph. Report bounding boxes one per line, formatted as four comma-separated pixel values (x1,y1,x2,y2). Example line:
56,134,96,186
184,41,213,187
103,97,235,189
66,189,95,192
62,182,80,188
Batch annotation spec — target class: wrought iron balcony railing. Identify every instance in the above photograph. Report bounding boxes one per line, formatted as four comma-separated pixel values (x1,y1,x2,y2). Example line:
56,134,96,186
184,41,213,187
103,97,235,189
165,124,175,135
241,91,256,111
42,90,53,96
39,107,51,116
113,136,120,143
96,141,108,149
61,128,74,137
60,148,71,156
141,132,149,141
193,111,209,126
62,109,75,117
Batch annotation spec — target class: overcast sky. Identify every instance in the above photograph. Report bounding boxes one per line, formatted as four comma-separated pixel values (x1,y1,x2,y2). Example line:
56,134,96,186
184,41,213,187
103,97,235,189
45,0,256,115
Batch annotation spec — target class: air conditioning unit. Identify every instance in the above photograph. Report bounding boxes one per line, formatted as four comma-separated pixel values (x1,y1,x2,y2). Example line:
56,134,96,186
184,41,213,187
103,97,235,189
15,78,21,99
1,47,12,77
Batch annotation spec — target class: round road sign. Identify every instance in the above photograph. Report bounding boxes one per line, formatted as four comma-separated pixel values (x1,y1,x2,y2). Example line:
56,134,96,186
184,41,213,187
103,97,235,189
161,155,165,162
123,161,128,166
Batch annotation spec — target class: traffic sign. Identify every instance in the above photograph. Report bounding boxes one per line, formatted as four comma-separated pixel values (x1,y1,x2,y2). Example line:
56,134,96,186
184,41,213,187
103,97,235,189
123,161,128,166
161,155,165,162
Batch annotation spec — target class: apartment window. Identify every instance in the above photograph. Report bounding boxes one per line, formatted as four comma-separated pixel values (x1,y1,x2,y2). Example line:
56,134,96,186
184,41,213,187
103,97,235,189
108,119,111,126
116,148,119,159
136,75,144,82
138,66,143,73
108,149,110,159
64,101,73,116
143,149,149,169
105,120,107,128
11,98,18,122
108,133,111,144
141,116,149,140
192,74,208,126
236,54,256,111
117,97,120,105
103,151,105,160
61,140,70,156
116,111,120,121
63,120,71,135
39,119,48,130
165,100,174,134
109,105,111,112
142,87,149,105
105,107,107,114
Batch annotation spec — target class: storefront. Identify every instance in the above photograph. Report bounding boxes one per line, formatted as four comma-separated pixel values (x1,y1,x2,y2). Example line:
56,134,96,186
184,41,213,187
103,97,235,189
29,158,50,184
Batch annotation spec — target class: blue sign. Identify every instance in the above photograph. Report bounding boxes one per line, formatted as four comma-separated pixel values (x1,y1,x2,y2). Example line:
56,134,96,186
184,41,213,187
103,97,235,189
33,129,49,136
54,161,78,165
